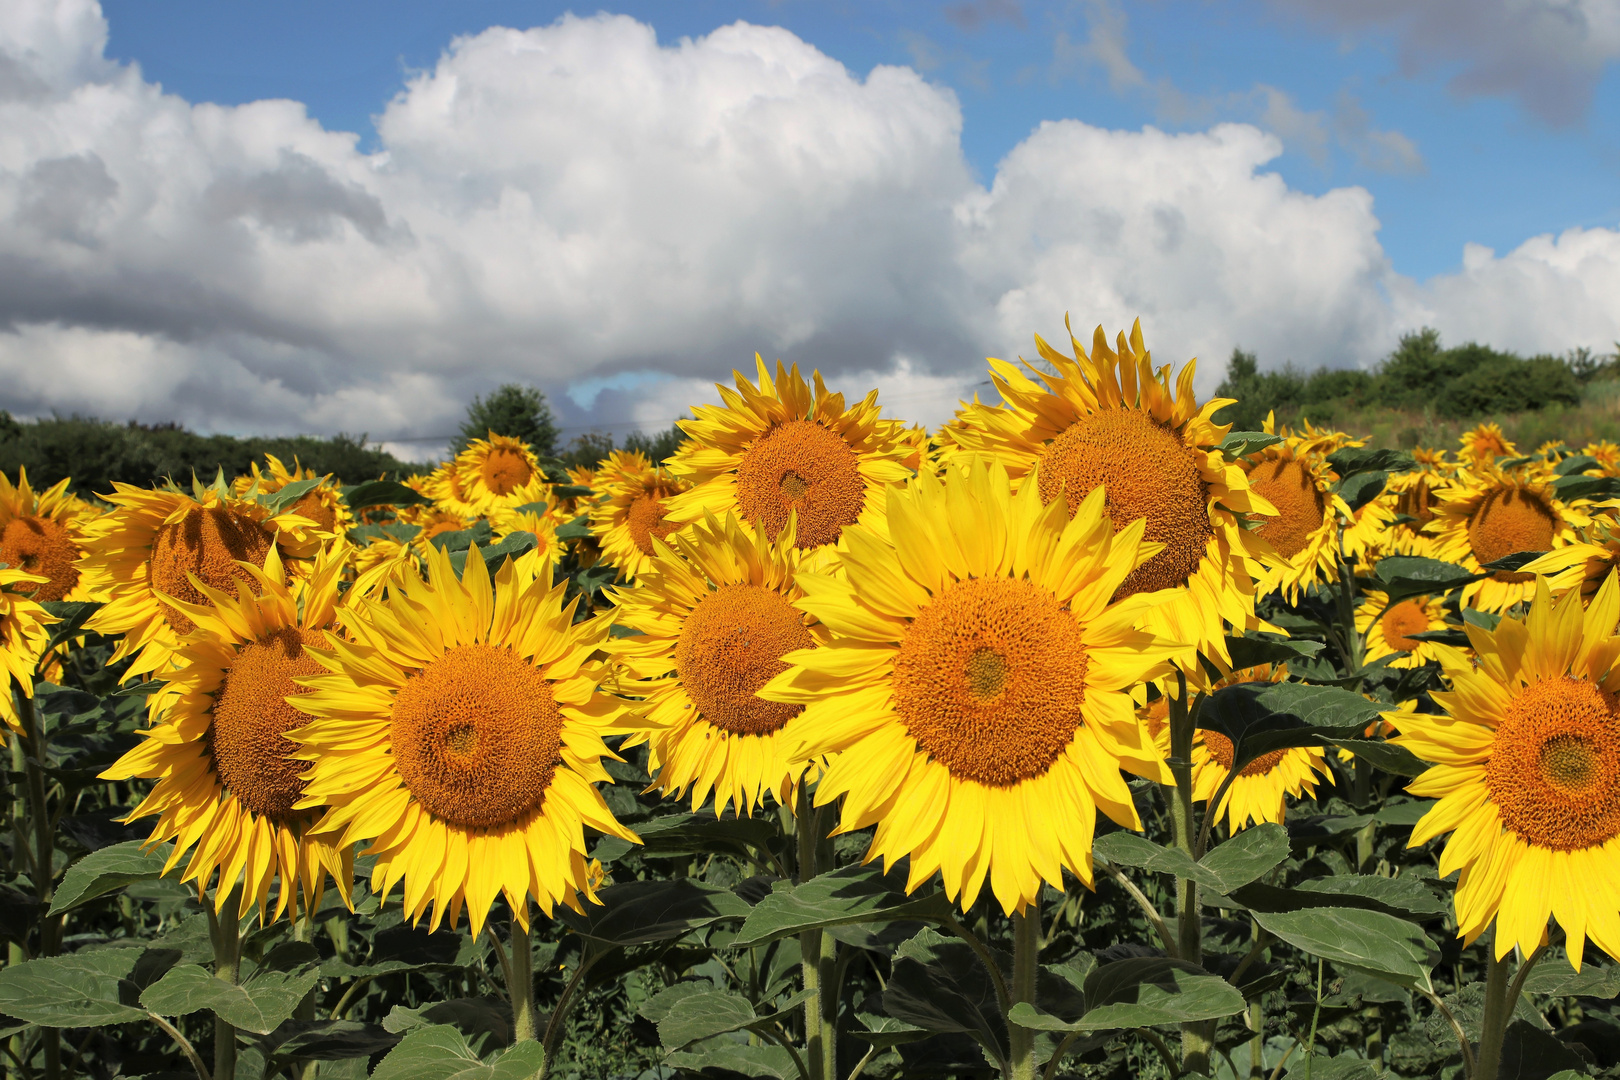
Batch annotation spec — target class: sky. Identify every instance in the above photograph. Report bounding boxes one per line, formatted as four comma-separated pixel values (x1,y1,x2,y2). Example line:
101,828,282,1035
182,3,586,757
3,0,1619,459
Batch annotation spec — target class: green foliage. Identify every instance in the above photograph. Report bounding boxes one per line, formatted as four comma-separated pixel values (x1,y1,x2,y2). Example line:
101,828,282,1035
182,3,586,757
557,423,690,469
1213,328,1597,431
453,383,559,457
0,414,429,498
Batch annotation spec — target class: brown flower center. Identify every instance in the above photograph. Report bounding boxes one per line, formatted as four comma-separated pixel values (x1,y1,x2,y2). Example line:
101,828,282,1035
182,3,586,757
1036,408,1213,599
626,489,679,556
0,516,80,602
390,644,562,828
211,627,327,819
1396,478,1437,528
1486,677,1620,851
675,584,812,736
148,505,278,636
1247,457,1325,559
893,577,1089,786
1202,731,1289,778
290,491,337,533
481,447,533,497
735,420,866,549
1379,598,1431,652
1467,485,1555,583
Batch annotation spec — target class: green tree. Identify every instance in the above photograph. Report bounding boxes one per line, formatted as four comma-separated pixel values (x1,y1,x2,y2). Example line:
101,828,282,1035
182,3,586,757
453,384,559,457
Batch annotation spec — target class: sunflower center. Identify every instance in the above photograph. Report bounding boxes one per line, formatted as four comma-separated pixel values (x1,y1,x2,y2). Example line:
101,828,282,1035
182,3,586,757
390,644,562,828
291,491,337,533
674,584,812,736
211,626,327,819
1037,408,1213,600
1202,730,1289,778
892,577,1089,787
1486,677,1620,851
1247,457,1325,559
1396,478,1436,528
422,515,462,542
0,516,80,602
1379,599,1430,652
626,490,678,556
1467,485,1555,583
734,419,866,549
148,506,278,636
481,447,533,497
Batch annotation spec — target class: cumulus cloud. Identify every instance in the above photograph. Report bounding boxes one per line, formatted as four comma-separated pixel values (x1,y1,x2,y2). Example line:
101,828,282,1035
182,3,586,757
0,0,1616,449
1268,0,1620,126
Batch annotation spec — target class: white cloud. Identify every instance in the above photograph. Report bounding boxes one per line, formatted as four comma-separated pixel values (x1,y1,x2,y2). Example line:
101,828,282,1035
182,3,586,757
0,0,1616,449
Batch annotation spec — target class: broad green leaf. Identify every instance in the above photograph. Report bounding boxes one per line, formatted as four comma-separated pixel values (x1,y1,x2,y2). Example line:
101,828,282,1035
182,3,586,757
1374,800,1436,826
1336,471,1387,512
381,997,510,1045
1252,907,1435,989
1220,432,1283,459
342,479,430,511
1095,824,1288,894
0,949,147,1027
1525,960,1620,1000
1198,682,1385,772
1010,961,1244,1033
255,1020,401,1061
559,879,751,947
1230,875,1446,919
141,962,320,1035
656,990,812,1050
556,516,592,542
850,1012,930,1047
258,476,326,514
1554,454,1598,476
1498,1020,1589,1078
638,982,714,1024
370,1025,547,1080
884,928,1007,1061
1553,474,1620,502
1330,739,1430,777
664,1044,800,1080
1093,832,1211,887
1283,1055,1379,1080
428,522,493,553
1223,633,1325,673
731,863,952,948
40,601,101,653
1327,447,1414,477
635,813,784,864
1372,556,1477,604
49,840,175,916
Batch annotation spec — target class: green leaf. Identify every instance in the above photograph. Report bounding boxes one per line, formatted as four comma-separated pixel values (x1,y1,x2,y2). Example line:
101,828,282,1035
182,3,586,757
1223,633,1325,672
141,962,320,1035
1327,447,1415,478
1372,555,1477,604
1553,474,1620,502
0,949,147,1027
656,988,812,1051
254,1020,401,1061
1554,455,1599,476
1336,471,1387,512
556,516,592,542
850,1012,930,1047
259,476,326,515
1374,799,1435,826
1498,1020,1590,1080
370,1025,548,1080
638,982,713,1024
428,521,493,553
1095,825,1288,893
1251,907,1436,989
1011,959,1245,1033
381,997,510,1045
1220,432,1283,459
1283,1055,1379,1080
731,863,952,948
39,601,101,653
884,928,1007,1061
1330,739,1430,777
559,879,751,948
1197,682,1385,773
1481,551,1547,574
342,480,431,512
1524,959,1620,999
49,840,174,916
1229,875,1446,919
635,813,784,864
664,1044,800,1080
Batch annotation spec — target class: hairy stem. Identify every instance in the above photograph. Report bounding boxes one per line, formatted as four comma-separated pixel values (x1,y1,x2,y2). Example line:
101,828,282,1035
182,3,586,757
1008,897,1042,1080
1167,674,1209,1074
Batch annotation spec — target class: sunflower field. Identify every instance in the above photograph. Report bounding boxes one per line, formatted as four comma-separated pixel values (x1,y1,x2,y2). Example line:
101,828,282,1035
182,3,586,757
2,319,1618,1080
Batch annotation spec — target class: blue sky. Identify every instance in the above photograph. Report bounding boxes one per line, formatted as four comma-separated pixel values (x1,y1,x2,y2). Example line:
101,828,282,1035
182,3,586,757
98,0,1620,280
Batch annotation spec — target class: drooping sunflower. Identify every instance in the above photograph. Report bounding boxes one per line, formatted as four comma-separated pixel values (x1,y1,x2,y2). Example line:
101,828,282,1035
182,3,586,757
945,319,1272,681
0,468,101,604
1521,519,1620,607
1396,577,1620,966
100,545,352,921
489,504,564,584
1459,422,1517,466
610,512,822,817
1428,466,1591,613
81,482,317,680
1241,421,1352,604
0,566,58,734
766,459,1176,914
1341,491,1398,563
451,434,549,517
663,358,913,564
290,546,645,937
1356,589,1450,668
1386,447,1453,556
1192,663,1332,830
232,454,352,540
588,451,692,582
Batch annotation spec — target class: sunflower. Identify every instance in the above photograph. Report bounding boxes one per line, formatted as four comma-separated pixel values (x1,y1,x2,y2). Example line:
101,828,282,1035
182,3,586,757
1585,441,1620,473
1428,466,1591,613
490,504,565,583
100,545,352,922
1520,521,1620,607
1342,491,1398,564
289,546,644,937
0,567,58,734
232,454,352,540
451,434,549,517
0,468,101,604
1242,422,1352,603
1192,664,1332,830
1396,577,1620,966
1387,447,1453,556
1460,422,1517,466
663,358,913,563
588,451,692,582
610,512,825,816
81,482,318,680
944,318,1272,681
420,463,477,519
764,459,1176,914
1356,589,1450,668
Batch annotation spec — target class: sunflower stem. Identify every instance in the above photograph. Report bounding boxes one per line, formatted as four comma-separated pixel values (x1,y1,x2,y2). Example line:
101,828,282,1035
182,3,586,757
207,888,243,1080
16,688,62,1080
1008,896,1041,1080
795,781,837,1080
1166,672,1210,1074
1474,941,1544,1080
509,906,538,1044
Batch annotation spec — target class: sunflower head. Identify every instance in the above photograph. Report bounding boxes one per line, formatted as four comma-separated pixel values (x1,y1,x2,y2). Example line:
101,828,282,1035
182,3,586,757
1429,466,1588,612
1460,422,1517,465
1192,663,1331,830
0,565,58,734
447,434,548,516
589,450,692,582
1241,434,1351,603
0,467,98,603
232,454,352,538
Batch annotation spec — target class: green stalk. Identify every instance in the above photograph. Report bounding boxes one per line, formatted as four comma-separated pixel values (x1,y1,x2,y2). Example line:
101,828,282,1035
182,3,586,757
1166,673,1210,1074
207,890,243,1080
1475,943,1545,1080
16,690,61,1080
795,782,836,1080
510,904,538,1044
1007,898,1042,1080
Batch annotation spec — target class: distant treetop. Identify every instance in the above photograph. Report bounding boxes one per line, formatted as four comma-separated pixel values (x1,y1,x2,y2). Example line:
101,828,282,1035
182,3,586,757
454,384,559,458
